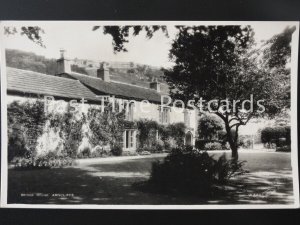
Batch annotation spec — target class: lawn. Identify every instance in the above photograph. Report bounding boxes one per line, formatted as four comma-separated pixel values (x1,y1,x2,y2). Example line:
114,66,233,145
7,151,294,205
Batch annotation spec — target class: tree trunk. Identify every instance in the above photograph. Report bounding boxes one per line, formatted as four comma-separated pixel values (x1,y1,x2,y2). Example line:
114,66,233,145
231,144,239,161
224,120,239,161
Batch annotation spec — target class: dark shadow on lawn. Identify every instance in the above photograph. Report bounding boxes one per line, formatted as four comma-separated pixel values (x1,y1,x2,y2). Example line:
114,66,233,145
217,170,294,204
7,159,294,205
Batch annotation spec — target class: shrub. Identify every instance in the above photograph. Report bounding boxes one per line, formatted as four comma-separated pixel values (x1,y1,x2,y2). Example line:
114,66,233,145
167,123,186,146
90,145,110,158
214,154,246,182
198,114,224,140
222,142,231,150
238,136,253,149
137,120,186,149
276,145,291,152
122,151,138,156
196,140,228,150
12,153,74,169
147,147,246,196
261,126,291,147
137,146,154,153
77,147,91,158
111,145,123,156
137,140,164,153
152,140,164,152
8,130,29,162
136,119,159,148
163,140,172,150
139,151,151,155
204,142,222,150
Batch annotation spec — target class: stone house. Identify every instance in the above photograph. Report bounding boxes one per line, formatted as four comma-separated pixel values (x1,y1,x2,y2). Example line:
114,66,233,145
6,52,198,154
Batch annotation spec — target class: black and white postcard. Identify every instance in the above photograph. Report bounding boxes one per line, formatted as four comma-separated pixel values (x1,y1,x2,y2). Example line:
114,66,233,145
0,21,299,209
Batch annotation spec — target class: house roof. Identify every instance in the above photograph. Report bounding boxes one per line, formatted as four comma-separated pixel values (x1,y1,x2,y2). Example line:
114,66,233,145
62,72,163,103
6,67,101,102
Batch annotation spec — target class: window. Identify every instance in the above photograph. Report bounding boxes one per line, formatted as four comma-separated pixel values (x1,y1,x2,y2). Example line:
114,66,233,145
184,110,190,128
124,101,134,121
159,107,170,124
124,130,135,149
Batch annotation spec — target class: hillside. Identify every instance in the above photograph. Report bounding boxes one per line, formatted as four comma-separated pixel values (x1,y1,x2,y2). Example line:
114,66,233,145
5,49,169,94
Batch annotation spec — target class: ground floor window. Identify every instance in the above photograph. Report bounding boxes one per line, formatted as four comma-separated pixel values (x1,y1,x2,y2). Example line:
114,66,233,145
185,132,193,146
124,129,136,150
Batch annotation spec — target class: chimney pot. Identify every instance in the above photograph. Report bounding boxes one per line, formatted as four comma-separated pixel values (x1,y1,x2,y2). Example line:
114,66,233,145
150,78,160,92
97,62,110,82
56,49,71,74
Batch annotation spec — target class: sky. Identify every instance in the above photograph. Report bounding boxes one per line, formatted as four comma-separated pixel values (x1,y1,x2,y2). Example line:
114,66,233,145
1,22,295,68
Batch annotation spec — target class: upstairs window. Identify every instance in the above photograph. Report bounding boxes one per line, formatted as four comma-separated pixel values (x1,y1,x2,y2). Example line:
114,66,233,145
124,101,135,121
184,110,191,128
159,107,170,124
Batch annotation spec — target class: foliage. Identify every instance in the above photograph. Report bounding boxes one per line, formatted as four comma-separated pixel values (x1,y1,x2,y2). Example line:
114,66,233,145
214,154,247,183
136,119,159,148
93,26,169,52
111,145,123,156
139,151,152,155
4,26,45,47
91,146,111,158
122,151,139,156
276,145,291,152
137,140,164,153
11,152,73,169
195,140,229,150
262,26,296,69
148,147,246,195
136,119,186,151
48,109,85,158
204,142,223,150
261,126,290,147
77,147,92,158
7,100,47,161
238,136,253,149
6,49,58,75
258,27,295,109
163,25,291,159
166,123,186,146
7,125,28,162
88,104,126,148
198,114,224,140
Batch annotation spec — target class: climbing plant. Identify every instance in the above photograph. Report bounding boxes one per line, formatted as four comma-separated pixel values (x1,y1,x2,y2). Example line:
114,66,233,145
87,103,128,148
48,108,85,158
7,99,47,161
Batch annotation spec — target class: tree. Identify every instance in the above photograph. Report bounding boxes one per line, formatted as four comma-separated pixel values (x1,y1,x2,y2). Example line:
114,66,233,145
4,26,45,47
260,26,296,108
96,25,293,160
198,114,224,140
93,26,169,52
163,26,292,160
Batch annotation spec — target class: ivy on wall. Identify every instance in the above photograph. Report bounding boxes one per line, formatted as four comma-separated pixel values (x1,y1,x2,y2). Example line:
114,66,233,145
48,109,85,158
137,119,186,150
7,100,46,161
7,99,188,162
87,103,133,149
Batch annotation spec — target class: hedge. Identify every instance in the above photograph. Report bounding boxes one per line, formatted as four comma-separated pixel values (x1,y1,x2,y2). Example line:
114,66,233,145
261,126,290,147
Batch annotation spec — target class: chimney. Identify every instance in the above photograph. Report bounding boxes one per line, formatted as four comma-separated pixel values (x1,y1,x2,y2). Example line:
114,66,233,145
97,62,110,82
150,78,160,92
56,49,71,74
